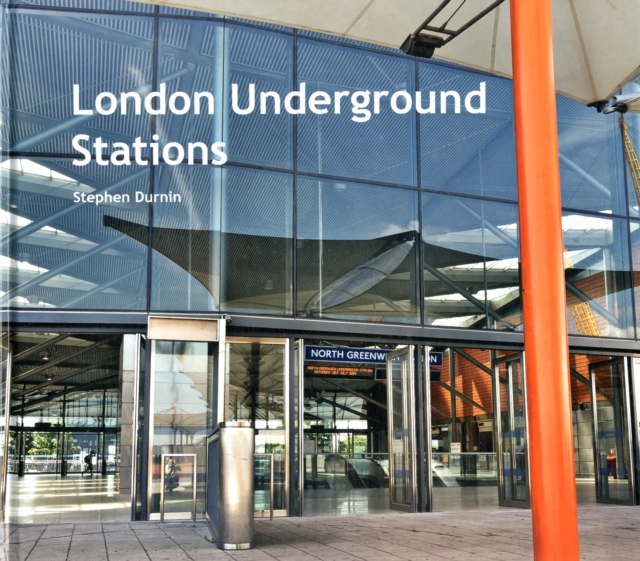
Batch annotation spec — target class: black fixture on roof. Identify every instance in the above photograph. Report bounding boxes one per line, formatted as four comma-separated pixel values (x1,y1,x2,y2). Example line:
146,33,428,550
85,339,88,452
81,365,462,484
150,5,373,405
400,0,506,59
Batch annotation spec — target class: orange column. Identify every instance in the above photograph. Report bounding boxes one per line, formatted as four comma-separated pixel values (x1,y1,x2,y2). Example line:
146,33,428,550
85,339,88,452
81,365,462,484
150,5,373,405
510,1,580,560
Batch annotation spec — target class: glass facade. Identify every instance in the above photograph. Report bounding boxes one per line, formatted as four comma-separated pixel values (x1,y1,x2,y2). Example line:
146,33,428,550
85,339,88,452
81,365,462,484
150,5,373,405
0,1,638,340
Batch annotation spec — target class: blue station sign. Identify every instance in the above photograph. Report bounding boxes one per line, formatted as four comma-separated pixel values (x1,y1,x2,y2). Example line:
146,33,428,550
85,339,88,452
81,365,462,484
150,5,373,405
305,346,443,367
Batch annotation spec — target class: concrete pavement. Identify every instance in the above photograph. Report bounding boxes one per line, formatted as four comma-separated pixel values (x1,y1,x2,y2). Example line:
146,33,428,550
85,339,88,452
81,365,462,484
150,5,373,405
1,505,638,561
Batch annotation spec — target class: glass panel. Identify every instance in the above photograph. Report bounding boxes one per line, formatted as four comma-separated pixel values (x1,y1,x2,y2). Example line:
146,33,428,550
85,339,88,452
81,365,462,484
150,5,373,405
0,343,7,501
302,344,390,516
3,10,153,154
498,360,528,504
221,168,293,315
225,341,286,511
297,178,420,324
422,193,521,330
628,220,640,338
157,18,224,149
297,39,417,186
621,82,640,217
162,454,195,515
430,348,499,511
563,213,633,338
389,353,412,507
254,454,272,513
150,166,293,314
419,63,516,201
226,24,293,168
151,165,221,311
557,96,626,216
1,158,150,310
592,362,631,502
150,341,216,516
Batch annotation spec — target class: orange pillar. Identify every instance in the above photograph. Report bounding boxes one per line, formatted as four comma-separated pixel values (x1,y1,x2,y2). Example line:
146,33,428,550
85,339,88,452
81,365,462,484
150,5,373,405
510,1,580,560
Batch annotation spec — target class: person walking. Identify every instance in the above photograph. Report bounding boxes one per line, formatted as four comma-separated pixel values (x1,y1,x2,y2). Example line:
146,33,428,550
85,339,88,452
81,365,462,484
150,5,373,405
82,450,96,477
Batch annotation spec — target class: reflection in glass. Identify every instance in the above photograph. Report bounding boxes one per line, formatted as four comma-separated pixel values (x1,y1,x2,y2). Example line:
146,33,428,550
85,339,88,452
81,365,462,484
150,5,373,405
162,454,196,517
136,166,292,314
297,39,417,186
557,96,626,216
225,341,286,512
563,213,633,338
422,193,521,330
302,343,390,516
419,63,516,201
157,18,224,149
150,165,221,311
3,10,153,154
221,167,292,314
297,178,419,323
389,353,413,508
1,158,150,309
226,24,293,168
150,341,216,516
591,360,631,503
497,359,528,504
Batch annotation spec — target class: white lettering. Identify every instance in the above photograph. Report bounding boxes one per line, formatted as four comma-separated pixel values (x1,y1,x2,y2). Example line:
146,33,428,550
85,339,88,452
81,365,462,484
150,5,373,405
390,91,412,114
145,83,167,115
441,90,461,113
73,84,93,115
465,82,486,114
284,83,306,115
72,134,91,166
232,83,255,115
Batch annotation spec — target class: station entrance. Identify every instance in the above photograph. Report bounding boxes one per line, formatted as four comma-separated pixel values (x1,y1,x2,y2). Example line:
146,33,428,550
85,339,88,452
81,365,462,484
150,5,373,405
1,323,640,522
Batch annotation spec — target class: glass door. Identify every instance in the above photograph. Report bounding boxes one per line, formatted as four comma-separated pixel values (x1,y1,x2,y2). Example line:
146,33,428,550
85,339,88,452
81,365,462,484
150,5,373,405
225,338,289,517
386,347,417,512
589,358,634,505
493,353,530,508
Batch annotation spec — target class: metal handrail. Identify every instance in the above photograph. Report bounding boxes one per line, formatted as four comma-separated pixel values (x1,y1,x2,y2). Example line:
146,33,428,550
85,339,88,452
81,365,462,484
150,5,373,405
254,453,274,520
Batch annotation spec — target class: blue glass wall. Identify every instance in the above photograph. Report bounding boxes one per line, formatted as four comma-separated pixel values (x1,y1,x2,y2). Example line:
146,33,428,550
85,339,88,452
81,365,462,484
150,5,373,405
0,0,636,338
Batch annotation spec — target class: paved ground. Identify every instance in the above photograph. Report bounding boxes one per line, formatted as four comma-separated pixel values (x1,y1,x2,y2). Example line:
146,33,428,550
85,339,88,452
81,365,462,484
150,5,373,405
1,505,639,561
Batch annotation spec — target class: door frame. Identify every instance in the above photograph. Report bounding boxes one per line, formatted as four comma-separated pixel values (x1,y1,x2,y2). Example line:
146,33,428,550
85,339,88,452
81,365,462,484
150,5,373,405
146,316,225,520
386,346,418,513
1,342,11,515
589,357,635,505
493,352,531,509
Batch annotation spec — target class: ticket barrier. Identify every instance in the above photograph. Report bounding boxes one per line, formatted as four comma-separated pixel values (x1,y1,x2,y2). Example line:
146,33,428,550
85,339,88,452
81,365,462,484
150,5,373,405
206,422,255,550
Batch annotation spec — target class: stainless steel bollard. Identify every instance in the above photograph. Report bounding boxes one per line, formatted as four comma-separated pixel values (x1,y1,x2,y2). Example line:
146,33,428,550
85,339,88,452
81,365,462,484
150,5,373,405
207,422,254,550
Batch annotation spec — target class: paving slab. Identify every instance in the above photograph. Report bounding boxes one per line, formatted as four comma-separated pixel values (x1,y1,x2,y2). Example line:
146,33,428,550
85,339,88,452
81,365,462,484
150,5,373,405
2,506,640,560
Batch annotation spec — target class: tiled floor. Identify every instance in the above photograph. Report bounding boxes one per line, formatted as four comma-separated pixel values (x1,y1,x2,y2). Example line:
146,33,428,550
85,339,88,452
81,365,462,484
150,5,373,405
2,505,640,561
5,475,130,524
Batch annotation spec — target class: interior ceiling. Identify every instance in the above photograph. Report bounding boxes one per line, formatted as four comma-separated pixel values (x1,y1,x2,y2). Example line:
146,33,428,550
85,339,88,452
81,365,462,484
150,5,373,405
9,333,121,413
144,0,640,108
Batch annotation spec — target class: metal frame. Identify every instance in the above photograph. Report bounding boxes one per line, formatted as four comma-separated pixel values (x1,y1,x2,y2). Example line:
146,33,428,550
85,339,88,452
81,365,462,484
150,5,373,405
130,333,143,520
147,317,225,519
589,357,636,505
492,352,531,509
254,453,274,520
422,346,433,512
1,344,11,515
159,453,197,522
296,339,305,516
386,346,418,513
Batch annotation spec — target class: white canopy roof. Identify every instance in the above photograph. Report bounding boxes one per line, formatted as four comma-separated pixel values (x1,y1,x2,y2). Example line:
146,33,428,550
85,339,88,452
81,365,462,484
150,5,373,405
146,0,640,107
